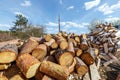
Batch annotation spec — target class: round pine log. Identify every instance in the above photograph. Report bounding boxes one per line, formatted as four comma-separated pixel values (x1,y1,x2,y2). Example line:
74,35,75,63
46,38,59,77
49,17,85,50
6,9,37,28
39,61,69,80
0,44,18,63
16,53,40,78
75,57,88,76
32,44,47,60
55,51,74,67
80,52,94,65
20,38,39,54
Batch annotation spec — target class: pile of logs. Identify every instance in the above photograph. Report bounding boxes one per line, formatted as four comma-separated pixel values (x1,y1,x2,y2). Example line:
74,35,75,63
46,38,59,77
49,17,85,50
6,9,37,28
0,23,120,80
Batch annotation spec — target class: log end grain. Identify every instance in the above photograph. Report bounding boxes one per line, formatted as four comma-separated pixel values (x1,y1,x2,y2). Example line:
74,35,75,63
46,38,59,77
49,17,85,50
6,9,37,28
59,52,74,67
0,51,17,63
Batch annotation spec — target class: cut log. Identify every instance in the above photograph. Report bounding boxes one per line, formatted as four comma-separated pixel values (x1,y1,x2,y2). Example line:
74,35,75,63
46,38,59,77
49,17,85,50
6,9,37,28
43,56,56,63
45,34,52,42
44,39,55,46
0,39,21,49
29,37,42,42
103,42,108,54
32,44,47,60
16,53,40,78
0,44,18,63
75,49,82,57
35,71,44,80
0,63,11,70
39,61,69,80
67,41,75,56
51,42,58,49
4,64,19,76
75,36,80,43
75,57,88,76
69,38,77,47
80,52,94,65
68,58,76,73
89,63,101,80
55,51,74,67
20,38,39,54
59,40,68,50
80,34,88,50
9,74,25,80
42,75,54,80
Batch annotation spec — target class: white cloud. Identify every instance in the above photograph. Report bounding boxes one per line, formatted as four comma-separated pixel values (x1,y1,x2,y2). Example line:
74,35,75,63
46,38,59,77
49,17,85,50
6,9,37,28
46,22,58,27
0,24,11,28
21,0,31,7
104,16,120,22
46,21,89,34
14,11,27,17
67,6,74,10
59,0,63,5
46,21,89,28
98,1,120,15
85,0,101,10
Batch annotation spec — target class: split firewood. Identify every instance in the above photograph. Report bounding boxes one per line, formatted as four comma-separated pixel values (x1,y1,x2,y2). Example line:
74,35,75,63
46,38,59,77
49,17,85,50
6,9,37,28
80,52,94,65
103,42,108,54
20,38,39,54
55,51,74,67
69,38,77,47
16,53,40,78
0,44,18,63
68,58,76,73
0,72,8,80
68,73,80,80
39,61,69,80
0,63,11,70
32,44,47,61
75,57,88,76
89,63,101,80
83,72,90,80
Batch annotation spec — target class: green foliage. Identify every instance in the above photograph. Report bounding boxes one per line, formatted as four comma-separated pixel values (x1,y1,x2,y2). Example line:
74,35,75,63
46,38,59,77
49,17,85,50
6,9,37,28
10,14,28,32
9,14,45,40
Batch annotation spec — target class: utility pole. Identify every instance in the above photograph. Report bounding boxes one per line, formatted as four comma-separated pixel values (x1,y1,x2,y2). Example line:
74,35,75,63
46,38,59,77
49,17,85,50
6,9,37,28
58,15,60,32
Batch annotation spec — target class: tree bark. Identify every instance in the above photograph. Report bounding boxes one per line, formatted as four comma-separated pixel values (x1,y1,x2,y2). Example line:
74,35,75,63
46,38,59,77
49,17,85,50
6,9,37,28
0,44,18,63
16,53,40,78
39,61,69,80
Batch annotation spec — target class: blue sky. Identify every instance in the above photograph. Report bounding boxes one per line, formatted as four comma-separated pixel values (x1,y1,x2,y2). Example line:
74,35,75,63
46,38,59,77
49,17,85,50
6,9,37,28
0,0,120,34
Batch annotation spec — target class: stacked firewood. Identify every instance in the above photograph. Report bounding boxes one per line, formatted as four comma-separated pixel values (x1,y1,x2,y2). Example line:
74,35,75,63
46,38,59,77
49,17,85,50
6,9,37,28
0,23,120,80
